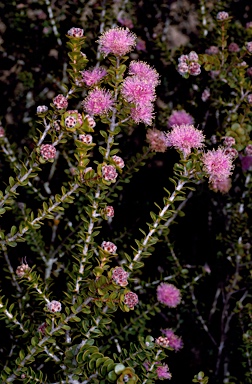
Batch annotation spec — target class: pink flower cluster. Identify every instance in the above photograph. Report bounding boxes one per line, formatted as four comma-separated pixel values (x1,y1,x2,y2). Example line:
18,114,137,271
202,148,234,189
101,241,117,253
37,105,48,113
16,263,30,277
102,164,118,182
83,88,114,116
146,128,170,153
167,110,194,128
155,336,170,347
124,291,138,309
40,144,56,160
80,67,107,87
67,27,84,37
161,329,183,351
166,124,205,157
79,134,93,144
84,114,96,128
245,144,252,156
216,11,229,21
105,205,114,217
228,42,240,53
157,283,181,307
156,364,172,380
47,300,62,313
177,51,201,77
65,115,77,129
112,155,125,168
67,110,83,126
97,27,136,57
53,94,68,109
121,61,159,125
112,267,129,286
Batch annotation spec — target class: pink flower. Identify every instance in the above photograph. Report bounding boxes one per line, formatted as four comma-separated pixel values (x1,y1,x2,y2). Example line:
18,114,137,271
102,165,118,181
166,124,205,157
117,18,134,29
101,241,117,253
79,134,93,144
223,147,238,158
156,364,172,380
202,148,234,185
128,61,159,87
177,62,189,76
223,136,236,147
188,62,201,76
67,110,83,125
136,38,146,52
67,27,84,37
247,94,252,104
130,104,154,126
40,144,56,160
83,88,114,116
80,67,107,86
211,177,232,194
245,144,252,156
38,322,47,335
178,55,189,63
112,267,129,286
53,94,68,109
121,76,156,105
161,329,183,351
246,41,252,53
16,263,30,277
241,155,252,171
228,42,240,52
97,27,136,57
246,21,252,29
47,300,62,313
146,128,170,153
216,11,229,20
84,114,96,128
157,283,181,307
168,110,194,127
112,155,125,168
188,51,199,61
124,291,138,309
156,336,170,347
65,115,77,129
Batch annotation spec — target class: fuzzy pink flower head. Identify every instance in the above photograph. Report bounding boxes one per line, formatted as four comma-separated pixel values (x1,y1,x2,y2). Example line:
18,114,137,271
97,27,136,57
201,88,210,102
79,134,93,144
121,76,156,105
40,144,56,160
157,283,181,307
112,267,129,287
67,27,84,38
166,124,205,157
47,300,62,313
0,126,5,138
130,104,154,126
102,164,118,181
223,136,236,147
37,105,48,114
102,241,117,254
211,177,232,194
80,67,107,87
188,62,201,76
124,291,138,309
156,364,172,380
53,94,68,110
202,148,234,184
105,205,114,218
245,144,252,156
162,329,183,351
83,88,114,116
156,336,170,348
168,110,194,128
146,128,170,153
217,11,229,20
128,61,160,87
112,155,125,168
228,42,240,52
246,41,252,53
205,46,219,55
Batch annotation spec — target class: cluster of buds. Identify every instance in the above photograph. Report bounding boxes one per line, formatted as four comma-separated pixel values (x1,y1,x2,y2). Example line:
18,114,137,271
53,94,68,110
223,136,238,158
40,144,56,160
216,11,229,21
47,300,62,313
53,120,61,132
84,114,96,128
112,155,125,168
112,267,129,286
16,262,30,277
101,241,117,254
155,336,170,348
124,291,138,309
37,105,48,114
65,115,77,129
67,27,84,38
104,205,114,218
102,164,118,182
79,134,93,144
177,51,201,77
245,144,252,156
